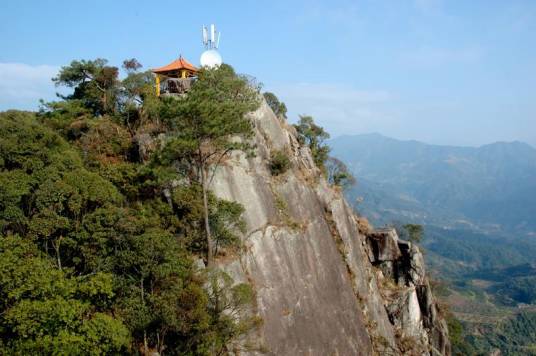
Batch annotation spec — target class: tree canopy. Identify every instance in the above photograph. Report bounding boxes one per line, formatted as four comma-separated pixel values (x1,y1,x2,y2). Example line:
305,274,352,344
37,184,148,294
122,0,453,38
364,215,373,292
158,63,260,265
263,92,287,120
53,59,120,116
294,115,331,173
326,156,356,189
1,58,261,355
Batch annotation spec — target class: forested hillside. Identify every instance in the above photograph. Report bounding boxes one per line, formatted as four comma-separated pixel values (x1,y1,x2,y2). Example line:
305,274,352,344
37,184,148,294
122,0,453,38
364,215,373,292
0,59,261,354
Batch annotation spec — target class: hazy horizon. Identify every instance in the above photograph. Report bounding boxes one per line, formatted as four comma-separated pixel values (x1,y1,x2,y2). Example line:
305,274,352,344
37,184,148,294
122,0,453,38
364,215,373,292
1,0,535,147
330,131,536,149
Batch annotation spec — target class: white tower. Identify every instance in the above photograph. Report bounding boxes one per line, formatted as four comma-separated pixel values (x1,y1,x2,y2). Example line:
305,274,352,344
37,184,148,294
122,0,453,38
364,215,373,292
200,24,222,68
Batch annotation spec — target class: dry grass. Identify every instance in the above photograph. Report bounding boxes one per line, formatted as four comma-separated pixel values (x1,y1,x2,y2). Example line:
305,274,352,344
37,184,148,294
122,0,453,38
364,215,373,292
272,191,306,233
356,216,372,235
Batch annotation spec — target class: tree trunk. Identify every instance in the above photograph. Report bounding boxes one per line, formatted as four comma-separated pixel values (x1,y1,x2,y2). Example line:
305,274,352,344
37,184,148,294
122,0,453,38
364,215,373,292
141,278,148,355
143,331,148,355
53,236,62,270
201,167,214,266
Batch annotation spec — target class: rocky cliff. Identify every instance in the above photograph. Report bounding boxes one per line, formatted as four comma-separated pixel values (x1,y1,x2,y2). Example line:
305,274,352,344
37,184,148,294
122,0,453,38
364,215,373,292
211,100,450,355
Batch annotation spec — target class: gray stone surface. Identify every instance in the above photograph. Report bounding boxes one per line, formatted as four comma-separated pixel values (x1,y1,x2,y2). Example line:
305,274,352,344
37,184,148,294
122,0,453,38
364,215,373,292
367,228,402,263
210,99,450,355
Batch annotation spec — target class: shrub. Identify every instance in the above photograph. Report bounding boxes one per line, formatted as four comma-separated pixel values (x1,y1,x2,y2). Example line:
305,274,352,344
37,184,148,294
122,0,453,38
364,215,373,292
263,92,287,120
404,224,423,243
269,150,291,175
294,115,330,173
326,156,356,189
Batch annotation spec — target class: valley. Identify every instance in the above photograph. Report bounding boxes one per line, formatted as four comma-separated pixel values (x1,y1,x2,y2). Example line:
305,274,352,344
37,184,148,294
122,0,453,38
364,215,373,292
330,133,536,355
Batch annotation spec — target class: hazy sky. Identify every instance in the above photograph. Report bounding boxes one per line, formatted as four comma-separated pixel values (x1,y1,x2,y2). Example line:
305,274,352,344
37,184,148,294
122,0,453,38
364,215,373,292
1,0,535,146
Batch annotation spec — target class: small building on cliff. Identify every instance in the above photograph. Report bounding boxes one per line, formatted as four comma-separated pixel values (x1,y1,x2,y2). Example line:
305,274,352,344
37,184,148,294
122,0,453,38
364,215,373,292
152,56,198,96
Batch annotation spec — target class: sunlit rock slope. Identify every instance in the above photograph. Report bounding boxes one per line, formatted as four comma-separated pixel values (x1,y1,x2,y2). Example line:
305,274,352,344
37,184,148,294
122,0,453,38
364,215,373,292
211,100,450,356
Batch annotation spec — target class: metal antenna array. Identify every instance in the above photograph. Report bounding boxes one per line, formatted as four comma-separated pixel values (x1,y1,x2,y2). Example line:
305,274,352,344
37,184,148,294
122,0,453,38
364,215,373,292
202,24,220,50
200,23,223,68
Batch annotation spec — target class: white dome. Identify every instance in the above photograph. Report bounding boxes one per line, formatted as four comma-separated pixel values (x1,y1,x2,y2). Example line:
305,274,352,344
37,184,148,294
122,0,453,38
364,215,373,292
200,49,222,68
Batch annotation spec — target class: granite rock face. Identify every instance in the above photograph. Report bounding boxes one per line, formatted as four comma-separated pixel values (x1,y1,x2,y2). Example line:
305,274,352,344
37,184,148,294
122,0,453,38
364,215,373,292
368,229,451,356
211,100,450,355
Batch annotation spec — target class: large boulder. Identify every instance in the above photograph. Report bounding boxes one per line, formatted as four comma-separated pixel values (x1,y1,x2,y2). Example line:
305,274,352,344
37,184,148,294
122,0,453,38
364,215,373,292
367,227,401,263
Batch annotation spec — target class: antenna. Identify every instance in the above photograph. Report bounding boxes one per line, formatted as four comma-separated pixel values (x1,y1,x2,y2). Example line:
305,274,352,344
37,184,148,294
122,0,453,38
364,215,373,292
210,24,215,46
202,24,220,50
200,23,223,68
202,25,208,47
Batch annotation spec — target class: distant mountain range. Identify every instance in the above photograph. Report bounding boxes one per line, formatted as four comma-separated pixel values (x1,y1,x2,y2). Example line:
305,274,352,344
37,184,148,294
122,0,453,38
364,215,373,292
329,133,536,234
330,134,536,354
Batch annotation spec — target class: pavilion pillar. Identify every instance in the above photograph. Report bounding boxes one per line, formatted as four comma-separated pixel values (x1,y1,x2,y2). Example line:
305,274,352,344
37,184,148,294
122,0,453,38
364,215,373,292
155,75,161,96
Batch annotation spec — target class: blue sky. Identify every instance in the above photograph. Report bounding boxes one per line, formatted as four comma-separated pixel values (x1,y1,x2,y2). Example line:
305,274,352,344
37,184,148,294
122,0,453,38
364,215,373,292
1,0,535,146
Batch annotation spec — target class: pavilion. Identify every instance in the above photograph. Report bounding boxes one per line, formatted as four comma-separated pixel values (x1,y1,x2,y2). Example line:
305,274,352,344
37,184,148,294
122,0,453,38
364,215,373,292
152,56,198,96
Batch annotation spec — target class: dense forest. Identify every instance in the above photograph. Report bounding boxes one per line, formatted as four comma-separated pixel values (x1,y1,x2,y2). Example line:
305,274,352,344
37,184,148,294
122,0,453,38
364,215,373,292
0,59,263,355
449,311,536,355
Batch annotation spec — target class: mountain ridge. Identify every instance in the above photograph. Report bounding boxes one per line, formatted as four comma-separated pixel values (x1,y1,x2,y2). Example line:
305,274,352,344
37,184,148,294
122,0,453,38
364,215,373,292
330,132,536,233
332,133,536,151
330,132,536,355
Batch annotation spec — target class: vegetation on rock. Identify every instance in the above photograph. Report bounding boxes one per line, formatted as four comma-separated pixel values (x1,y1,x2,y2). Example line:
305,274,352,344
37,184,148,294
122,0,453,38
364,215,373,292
263,92,287,120
294,115,330,173
269,149,291,176
0,58,260,355
158,63,260,266
325,156,355,189
393,223,424,244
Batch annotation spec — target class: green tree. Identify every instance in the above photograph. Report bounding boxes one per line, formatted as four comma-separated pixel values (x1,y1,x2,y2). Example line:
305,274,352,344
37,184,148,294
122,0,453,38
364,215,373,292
77,117,132,165
269,149,291,176
326,156,356,189
114,228,201,354
53,59,120,116
211,199,246,256
203,269,261,355
294,115,330,172
159,64,260,266
404,224,424,243
30,168,121,269
1,59,261,354
0,111,121,261
72,201,213,354
170,184,247,258
0,235,130,355
263,92,287,120
122,58,142,72
38,99,93,138
392,222,424,244
0,112,203,353
118,59,161,133
390,222,424,244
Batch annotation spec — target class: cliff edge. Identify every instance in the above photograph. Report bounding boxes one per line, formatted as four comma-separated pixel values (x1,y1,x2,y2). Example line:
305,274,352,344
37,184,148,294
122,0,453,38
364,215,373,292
211,100,450,355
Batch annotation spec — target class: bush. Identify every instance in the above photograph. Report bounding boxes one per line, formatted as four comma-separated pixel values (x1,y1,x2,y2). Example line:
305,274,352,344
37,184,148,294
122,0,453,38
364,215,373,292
392,222,424,244
326,156,356,189
269,150,291,175
294,115,330,173
263,92,287,120
404,224,423,243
